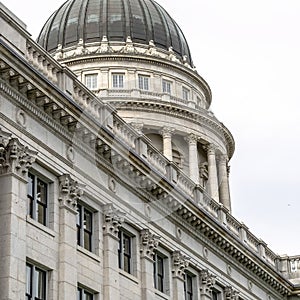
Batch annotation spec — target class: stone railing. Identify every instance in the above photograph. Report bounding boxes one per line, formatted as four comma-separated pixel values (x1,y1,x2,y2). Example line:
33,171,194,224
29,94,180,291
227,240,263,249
278,255,300,284
19,32,281,274
26,40,60,84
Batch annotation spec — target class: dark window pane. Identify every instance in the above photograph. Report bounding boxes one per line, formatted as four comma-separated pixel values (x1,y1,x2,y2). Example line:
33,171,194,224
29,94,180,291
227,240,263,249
37,203,46,225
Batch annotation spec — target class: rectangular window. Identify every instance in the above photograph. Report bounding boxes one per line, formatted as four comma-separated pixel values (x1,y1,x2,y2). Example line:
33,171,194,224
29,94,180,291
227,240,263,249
182,87,190,100
77,204,93,251
138,75,150,90
77,287,94,300
118,230,132,274
212,290,220,300
85,74,98,90
184,273,194,300
112,73,124,88
26,263,46,300
27,173,48,226
162,80,171,94
153,252,165,293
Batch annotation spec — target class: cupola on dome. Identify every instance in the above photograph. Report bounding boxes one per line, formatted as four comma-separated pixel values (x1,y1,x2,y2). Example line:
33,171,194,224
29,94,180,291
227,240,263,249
37,0,193,65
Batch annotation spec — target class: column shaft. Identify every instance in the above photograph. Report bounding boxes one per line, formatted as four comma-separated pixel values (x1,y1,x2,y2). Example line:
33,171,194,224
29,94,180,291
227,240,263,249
218,155,231,211
206,145,219,201
187,134,199,184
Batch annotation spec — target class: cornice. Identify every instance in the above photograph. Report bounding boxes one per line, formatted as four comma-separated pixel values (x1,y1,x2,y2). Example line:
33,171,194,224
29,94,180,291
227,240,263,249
111,100,235,158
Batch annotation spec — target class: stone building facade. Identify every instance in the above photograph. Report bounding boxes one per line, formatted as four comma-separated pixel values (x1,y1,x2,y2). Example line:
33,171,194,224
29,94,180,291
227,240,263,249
0,0,299,299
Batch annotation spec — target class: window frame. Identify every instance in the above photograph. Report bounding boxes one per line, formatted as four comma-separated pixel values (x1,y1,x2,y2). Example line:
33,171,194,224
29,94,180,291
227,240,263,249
182,86,190,101
162,79,172,94
211,288,222,300
27,172,48,226
112,73,125,89
118,229,133,274
153,251,169,294
138,74,150,90
77,286,94,300
184,272,195,300
26,263,47,300
77,203,93,252
84,73,98,90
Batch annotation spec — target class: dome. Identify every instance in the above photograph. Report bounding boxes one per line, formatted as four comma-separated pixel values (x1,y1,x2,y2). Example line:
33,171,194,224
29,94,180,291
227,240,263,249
37,0,193,65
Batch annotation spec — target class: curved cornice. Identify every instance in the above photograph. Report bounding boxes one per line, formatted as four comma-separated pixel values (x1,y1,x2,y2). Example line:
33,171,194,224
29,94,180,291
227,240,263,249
110,99,235,159
58,50,212,106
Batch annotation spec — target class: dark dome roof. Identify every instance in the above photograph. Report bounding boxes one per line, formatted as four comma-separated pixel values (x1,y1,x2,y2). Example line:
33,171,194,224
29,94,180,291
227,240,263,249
37,0,193,64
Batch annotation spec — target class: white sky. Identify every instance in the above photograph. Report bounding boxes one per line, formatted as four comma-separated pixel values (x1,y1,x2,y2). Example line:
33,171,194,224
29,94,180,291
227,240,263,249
1,0,300,255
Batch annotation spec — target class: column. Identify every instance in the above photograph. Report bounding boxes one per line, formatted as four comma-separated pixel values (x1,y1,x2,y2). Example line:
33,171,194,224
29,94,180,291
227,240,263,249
224,286,240,300
58,174,83,299
0,129,37,299
217,154,231,211
204,144,219,202
160,127,174,161
199,270,216,300
140,229,160,299
102,204,126,300
172,251,190,300
186,133,199,183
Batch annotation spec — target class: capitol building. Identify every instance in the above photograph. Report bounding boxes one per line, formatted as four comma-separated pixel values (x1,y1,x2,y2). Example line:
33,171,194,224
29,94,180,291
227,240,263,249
0,0,299,299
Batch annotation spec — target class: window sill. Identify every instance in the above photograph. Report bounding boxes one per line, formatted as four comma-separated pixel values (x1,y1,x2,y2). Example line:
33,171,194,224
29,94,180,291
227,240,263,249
26,216,55,238
155,290,170,300
77,245,100,263
119,269,139,285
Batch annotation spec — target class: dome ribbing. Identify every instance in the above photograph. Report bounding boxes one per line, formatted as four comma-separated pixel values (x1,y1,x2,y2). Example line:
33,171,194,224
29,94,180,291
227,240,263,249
37,0,193,65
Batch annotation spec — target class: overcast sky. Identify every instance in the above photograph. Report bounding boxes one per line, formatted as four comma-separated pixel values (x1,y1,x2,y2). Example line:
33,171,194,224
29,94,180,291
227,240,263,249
2,0,300,256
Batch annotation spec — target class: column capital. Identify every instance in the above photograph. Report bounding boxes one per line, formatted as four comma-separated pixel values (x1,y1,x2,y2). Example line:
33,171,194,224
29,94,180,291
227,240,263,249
185,133,199,144
58,174,84,213
224,286,240,300
172,251,190,280
131,122,144,134
159,126,174,138
217,154,228,165
203,143,217,155
103,204,126,238
140,229,160,260
199,270,216,296
0,129,37,178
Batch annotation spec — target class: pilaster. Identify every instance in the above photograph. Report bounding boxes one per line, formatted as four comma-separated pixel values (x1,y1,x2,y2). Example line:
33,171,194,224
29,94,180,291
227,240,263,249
0,129,37,300
204,144,219,202
172,251,189,300
185,133,199,184
140,229,160,299
224,286,240,300
58,174,83,299
199,270,216,300
102,204,126,300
